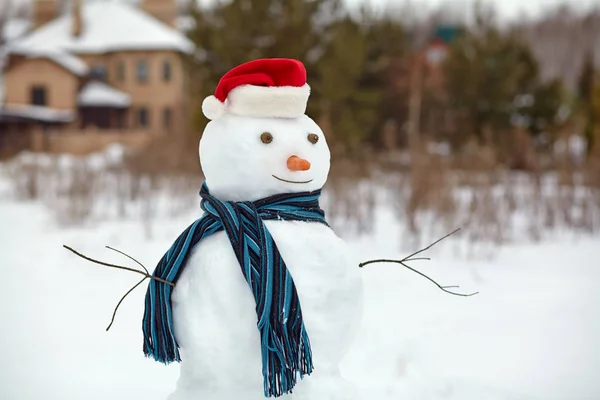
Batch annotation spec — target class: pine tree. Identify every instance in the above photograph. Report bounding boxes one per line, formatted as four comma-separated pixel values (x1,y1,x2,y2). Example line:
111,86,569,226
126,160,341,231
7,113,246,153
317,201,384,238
313,9,406,150
362,11,407,146
315,16,374,149
444,27,536,139
443,13,563,153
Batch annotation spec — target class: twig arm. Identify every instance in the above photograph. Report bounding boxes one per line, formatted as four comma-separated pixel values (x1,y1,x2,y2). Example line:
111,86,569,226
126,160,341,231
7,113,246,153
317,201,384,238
401,228,461,261
105,246,150,275
398,261,478,297
358,228,478,298
360,258,408,268
62,245,174,287
106,276,148,331
63,244,177,332
63,245,147,276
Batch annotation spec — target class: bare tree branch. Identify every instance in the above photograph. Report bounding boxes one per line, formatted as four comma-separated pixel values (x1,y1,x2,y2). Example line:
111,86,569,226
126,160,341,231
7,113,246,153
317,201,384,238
359,228,479,297
105,245,150,275
63,245,173,287
63,245,176,332
105,276,148,331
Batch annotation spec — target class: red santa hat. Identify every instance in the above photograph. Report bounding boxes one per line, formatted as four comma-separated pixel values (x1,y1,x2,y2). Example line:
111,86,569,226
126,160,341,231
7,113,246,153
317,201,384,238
202,58,311,120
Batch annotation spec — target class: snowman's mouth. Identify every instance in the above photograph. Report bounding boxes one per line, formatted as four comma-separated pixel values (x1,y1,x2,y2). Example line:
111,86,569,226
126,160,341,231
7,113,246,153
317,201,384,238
272,175,313,184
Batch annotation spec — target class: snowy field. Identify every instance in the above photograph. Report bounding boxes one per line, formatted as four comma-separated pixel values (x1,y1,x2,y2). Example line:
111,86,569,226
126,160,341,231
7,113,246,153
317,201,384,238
1,157,599,400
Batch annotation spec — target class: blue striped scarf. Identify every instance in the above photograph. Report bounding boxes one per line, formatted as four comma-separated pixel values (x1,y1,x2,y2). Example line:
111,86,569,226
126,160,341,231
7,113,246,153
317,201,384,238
143,182,328,397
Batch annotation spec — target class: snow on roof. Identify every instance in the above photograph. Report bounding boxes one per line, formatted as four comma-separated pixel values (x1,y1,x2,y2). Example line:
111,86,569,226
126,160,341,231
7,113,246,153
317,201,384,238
0,104,75,123
3,18,31,43
78,81,131,108
10,2,194,55
23,51,89,76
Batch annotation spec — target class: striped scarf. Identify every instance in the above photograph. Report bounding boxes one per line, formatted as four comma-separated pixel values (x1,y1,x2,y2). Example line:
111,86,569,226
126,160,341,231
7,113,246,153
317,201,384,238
142,182,328,397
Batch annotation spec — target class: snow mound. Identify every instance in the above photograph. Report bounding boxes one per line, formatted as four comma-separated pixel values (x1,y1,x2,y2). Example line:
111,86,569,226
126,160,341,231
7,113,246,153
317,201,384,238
0,182,598,399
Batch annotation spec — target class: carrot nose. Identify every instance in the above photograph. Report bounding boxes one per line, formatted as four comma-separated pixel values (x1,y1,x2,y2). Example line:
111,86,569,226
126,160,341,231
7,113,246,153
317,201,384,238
287,155,311,171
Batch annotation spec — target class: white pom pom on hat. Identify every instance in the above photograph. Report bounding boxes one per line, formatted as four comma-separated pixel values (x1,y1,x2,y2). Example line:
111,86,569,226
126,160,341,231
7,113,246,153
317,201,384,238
202,95,226,120
202,58,311,121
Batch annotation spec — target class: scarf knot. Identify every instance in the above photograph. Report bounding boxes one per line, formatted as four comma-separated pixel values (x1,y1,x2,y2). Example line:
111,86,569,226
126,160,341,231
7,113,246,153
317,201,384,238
143,182,328,397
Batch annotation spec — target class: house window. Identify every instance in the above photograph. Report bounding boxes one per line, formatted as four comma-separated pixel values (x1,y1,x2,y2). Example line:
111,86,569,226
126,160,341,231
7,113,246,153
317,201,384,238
91,64,108,81
163,107,172,130
162,60,172,82
30,86,47,106
116,61,125,82
137,107,149,128
116,110,127,129
137,60,149,83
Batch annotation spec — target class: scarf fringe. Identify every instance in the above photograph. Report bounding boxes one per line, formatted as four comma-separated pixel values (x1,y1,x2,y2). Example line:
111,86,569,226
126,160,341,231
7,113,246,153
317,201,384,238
263,325,313,397
142,278,181,364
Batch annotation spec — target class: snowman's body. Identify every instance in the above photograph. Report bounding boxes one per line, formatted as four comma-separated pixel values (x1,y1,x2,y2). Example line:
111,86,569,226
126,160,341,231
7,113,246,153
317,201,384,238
151,58,363,399
170,220,362,400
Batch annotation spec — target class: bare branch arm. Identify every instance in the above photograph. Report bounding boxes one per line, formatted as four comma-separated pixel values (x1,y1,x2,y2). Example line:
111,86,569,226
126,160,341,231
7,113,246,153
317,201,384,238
63,245,174,287
106,276,148,331
63,245,177,332
402,228,461,262
358,228,478,297
105,245,150,275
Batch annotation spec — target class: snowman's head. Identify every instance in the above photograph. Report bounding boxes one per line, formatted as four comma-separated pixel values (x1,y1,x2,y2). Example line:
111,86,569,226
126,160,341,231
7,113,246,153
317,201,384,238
200,114,330,202
197,58,330,201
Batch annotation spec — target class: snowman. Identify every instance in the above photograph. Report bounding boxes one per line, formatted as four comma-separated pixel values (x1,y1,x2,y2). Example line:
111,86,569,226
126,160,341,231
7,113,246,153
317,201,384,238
142,58,363,400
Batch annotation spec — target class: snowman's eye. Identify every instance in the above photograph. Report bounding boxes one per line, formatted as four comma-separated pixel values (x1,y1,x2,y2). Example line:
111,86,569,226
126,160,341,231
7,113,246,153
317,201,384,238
307,133,319,144
261,132,273,144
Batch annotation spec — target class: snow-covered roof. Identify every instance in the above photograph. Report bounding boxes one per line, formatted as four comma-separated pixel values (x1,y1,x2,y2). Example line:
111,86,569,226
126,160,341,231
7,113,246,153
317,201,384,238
23,51,89,76
78,81,131,108
0,104,75,123
3,18,31,43
10,2,194,55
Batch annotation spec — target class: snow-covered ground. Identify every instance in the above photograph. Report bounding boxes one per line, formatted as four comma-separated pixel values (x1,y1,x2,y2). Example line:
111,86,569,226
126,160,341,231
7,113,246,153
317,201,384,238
0,162,599,400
